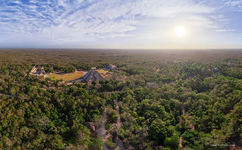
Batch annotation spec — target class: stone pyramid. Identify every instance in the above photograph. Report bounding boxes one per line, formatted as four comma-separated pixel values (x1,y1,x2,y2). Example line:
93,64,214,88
83,67,104,83
105,64,117,70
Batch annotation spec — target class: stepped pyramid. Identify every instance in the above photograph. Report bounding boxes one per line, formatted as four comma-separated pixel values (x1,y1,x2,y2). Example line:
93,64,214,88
82,67,104,83
105,64,117,71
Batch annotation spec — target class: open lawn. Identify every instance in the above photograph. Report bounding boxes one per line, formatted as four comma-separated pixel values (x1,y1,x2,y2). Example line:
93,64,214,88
97,69,111,78
48,71,87,82
48,69,111,82
97,69,109,75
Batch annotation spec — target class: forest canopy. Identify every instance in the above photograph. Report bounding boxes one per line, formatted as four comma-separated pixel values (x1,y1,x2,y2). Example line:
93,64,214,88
0,49,241,150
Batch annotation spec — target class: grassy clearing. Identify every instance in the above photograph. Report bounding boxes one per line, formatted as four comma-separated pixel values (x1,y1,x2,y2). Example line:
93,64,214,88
97,69,111,78
97,69,109,74
48,69,111,82
48,71,87,82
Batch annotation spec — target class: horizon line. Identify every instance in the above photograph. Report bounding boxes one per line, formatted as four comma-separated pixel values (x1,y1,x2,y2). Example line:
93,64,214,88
0,48,242,51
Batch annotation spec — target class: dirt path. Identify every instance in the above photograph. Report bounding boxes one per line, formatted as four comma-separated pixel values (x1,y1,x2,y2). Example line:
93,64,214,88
179,103,185,148
114,100,124,150
182,104,185,116
96,107,109,150
179,137,183,148
0,94,16,98
180,103,195,147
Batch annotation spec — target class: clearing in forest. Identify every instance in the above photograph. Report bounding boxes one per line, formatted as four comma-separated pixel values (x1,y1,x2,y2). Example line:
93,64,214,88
97,69,111,78
48,71,87,82
48,69,110,82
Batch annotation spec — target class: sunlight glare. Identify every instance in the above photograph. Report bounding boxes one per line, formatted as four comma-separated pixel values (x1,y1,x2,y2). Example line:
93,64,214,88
175,26,186,37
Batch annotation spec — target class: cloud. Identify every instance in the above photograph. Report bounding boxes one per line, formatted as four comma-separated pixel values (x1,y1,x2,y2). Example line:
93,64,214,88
210,15,230,22
225,0,242,11
189,15,218,28
0,0,219,47
216,29,235,32
226,1,242,6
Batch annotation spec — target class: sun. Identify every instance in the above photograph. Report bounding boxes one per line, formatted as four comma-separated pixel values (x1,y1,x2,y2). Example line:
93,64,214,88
175,26,186,37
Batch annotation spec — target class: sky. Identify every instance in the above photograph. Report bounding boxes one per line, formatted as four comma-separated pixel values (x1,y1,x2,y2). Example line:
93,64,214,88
0,0,242,49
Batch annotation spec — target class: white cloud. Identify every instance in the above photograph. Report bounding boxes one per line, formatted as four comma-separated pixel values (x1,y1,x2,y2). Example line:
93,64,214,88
188,15,218,28
0,0,221,47
210,15,230,22
216,29,235,32
226,1,242,6
225,0,242,11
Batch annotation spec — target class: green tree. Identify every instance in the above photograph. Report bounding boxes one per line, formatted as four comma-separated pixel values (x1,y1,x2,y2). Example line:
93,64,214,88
9,87,16,95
